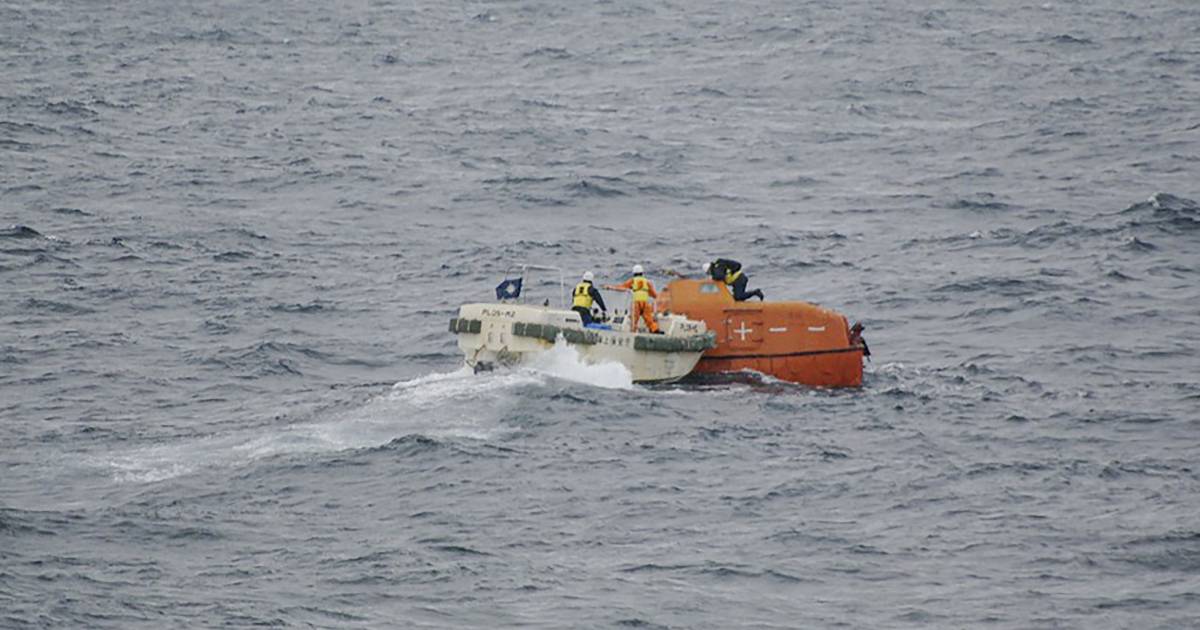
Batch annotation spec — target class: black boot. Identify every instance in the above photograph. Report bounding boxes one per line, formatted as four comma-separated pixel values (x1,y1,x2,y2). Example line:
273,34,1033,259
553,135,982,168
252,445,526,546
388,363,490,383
755,289,765,301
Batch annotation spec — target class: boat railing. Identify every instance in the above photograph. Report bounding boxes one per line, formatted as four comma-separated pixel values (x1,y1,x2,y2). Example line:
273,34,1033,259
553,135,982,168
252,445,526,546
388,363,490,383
500,263,567,309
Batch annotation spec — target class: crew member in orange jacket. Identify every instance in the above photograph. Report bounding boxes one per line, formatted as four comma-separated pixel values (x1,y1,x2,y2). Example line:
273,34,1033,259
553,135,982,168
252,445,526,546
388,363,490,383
604,264,660,334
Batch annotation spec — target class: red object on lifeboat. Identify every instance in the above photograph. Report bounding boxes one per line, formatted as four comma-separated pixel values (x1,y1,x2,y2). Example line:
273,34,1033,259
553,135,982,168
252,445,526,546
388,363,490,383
656,279,867,388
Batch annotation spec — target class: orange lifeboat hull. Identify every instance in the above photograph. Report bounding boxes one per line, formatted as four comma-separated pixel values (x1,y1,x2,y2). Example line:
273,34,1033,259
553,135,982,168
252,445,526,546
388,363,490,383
656,279,865,388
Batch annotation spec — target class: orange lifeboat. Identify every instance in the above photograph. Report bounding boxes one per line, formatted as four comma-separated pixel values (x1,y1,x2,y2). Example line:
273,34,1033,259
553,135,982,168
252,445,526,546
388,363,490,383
655,279,868,387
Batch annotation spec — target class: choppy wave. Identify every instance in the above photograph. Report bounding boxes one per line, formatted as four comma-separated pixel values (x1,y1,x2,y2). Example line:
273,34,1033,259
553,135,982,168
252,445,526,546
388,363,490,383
4,0,1200,627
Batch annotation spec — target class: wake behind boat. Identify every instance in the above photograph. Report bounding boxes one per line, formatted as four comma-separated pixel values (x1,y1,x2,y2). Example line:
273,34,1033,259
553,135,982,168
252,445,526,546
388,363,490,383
450,265,716,383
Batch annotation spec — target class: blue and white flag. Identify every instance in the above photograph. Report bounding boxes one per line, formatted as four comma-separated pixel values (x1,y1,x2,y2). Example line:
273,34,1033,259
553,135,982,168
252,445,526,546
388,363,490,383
495,277,522,300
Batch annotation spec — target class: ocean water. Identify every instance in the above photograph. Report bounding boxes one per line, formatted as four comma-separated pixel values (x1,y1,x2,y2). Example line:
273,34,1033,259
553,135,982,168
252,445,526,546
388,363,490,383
3,0,1199,627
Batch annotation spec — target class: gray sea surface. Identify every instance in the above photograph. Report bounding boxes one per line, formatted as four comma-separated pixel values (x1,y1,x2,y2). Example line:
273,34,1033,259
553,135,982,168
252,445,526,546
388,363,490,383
3,0,1199,628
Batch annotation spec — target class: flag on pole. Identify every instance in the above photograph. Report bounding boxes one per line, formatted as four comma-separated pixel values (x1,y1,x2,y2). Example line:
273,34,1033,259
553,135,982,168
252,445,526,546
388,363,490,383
495,277,523,300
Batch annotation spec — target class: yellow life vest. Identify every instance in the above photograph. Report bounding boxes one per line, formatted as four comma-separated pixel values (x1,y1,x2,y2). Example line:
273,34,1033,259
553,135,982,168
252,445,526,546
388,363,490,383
572,282,593,309
631,276,651,302
725,268,743,285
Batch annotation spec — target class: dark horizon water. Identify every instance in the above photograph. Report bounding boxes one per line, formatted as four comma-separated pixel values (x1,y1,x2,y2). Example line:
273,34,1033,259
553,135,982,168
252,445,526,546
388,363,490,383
3,0,1199,627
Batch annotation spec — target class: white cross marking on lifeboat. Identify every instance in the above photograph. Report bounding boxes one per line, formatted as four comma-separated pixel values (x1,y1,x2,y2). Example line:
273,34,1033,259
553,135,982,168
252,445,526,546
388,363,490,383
734,321,753,341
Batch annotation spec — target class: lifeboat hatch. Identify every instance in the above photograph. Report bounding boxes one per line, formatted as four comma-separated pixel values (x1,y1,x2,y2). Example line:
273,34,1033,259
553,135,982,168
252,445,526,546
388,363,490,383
724,310,764,349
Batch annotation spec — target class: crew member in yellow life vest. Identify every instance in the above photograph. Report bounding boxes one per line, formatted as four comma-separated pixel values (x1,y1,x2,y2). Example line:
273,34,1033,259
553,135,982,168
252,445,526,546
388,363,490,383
604,264,661,334
571,271,607,326
704,258,764,301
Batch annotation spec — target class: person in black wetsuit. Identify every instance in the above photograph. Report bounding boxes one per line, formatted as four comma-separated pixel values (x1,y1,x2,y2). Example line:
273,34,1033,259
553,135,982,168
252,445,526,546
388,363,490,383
571,271,607,325
704,258,764,301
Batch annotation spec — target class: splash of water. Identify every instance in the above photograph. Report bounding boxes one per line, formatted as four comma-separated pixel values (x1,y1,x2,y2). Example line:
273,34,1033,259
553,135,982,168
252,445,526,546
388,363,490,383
525,335,633,389
387,365,542,408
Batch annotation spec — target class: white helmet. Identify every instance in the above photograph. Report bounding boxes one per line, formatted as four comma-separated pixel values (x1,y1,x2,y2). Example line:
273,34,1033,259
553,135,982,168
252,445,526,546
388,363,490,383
632,264,644,275
702,262,711,274
582,271,594,282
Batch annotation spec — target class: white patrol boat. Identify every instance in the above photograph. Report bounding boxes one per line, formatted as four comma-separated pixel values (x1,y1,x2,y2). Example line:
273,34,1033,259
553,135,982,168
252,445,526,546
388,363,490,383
449,264,716,383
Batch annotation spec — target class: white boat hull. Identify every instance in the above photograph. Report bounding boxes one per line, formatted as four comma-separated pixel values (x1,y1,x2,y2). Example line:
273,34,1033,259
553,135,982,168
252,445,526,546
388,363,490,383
450,303,715,383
